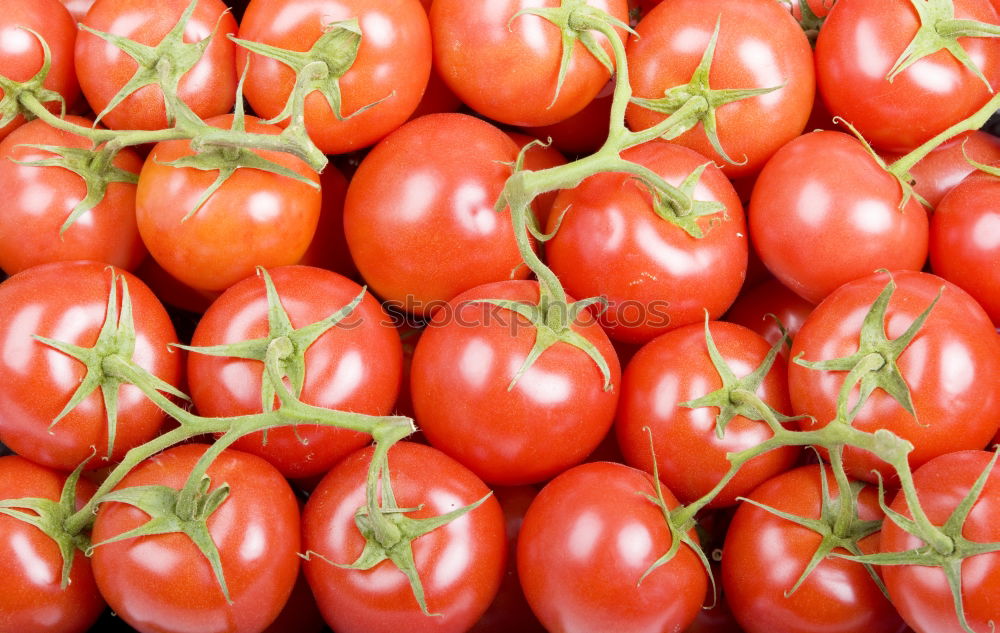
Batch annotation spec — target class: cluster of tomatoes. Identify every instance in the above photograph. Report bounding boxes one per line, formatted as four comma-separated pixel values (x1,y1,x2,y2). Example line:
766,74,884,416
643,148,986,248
0,0,999,632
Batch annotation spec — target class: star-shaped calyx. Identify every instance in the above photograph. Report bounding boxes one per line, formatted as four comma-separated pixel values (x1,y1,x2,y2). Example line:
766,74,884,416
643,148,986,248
0,27,66,129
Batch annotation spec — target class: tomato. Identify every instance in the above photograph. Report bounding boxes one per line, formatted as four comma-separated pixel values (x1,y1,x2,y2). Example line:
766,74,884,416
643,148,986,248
410,280,621,485
723,464,904,633
749,131,929,304
238,0,431,155
0,0,79,141
616,321,798,507
75,0,237,131
59,0,94,22
724,278,815,358
0,456,103,633
626,0,814,177
546,139,747,343
518,461,707,633
186,265,402,479
505,131,568,229
521,79,614,158
816,0,1000,153
302,441,506,633
0,115,145,276
135,114,321,292
880,450,1000,633
91,443,301,633
431,0,629,127
296,164,358,280
0,261,183,471
261,572,325,633
135,256,220,315
789,270,1000,482
344,113,528,316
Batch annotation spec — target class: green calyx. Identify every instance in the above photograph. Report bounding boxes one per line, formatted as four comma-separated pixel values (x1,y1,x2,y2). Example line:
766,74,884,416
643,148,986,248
0,27,66,129
636,161,727,238
630,17,784,166
34,270,189,460
791,0,827,44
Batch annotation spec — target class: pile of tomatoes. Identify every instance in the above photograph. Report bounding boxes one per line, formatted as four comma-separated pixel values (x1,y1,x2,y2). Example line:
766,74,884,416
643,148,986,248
0,0,999,632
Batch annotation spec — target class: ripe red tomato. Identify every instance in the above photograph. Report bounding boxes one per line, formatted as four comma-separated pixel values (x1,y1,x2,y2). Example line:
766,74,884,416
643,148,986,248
302,441,506,633
0,261,183,471
296,164,359,279
238,0,431,154
518,461,708,633
91,443,301,633
724,278,815,358
135,114,321,292
75,0,237,131
521,79,614,157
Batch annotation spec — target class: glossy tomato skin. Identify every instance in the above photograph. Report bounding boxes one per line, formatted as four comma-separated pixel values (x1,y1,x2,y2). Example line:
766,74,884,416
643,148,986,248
238,0,431,154
724,278,814,358
0,116,145,275
296,165,359,279
344,114,527,316
749,131,929,304
626,0,814,177
546,140,747,343
616,321,798,507
816,0,1000,153
91,444,300,633
789,271,1000,482
881,451,1000,633
431,0,628,127
0,456,103,633
410,280,621,485
723,465,905,633
135,115,321,292
187,265,402,479
929,170,1000,325
0,0,78,141
75,0,237,131
521,79,614,157
518,461,707,633
302,441,506,633
0,261,182,471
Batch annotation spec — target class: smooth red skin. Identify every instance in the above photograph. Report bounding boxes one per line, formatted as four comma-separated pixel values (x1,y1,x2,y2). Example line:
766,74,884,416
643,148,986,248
0,0,78,141
749,131,929,304
789,271,1000,482
518,461,707,633
408,64,463,121
881,131,1000,209
297,165,358,279
136,115,321,292
303,442,506,633
0,116,145,275
723,465,904,633
0,456,103,633
0,262,182,471
431,0,628,127
135,256,220,314
816,0,1000,153
75,0,237,131
546,140,748,343
626,0,814,178
881,451,1000,633
91,444,300,633
187,266,402,479
410,280,621,485
930,170,1000,325
506,131,568,229
725,278,815,359
344,113,528,316
521,79,613,157
238,0,431,155
616,321,798,507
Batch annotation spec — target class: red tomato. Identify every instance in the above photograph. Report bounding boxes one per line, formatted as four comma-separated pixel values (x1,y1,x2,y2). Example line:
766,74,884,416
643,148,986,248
546,140,747,343
521,79,614,157
91,444,301,633
816,0,1000,153
135,114,321,292
410,280,621,485
75,0,237,131
407,64,462,121
0,116,145,275
186,265,402,479
238,0,431,154
626,0,815,177
302,441,506,633
0,261,183,471
0,456,103,633
59,0,94,22
518,461,707,633
296,164,359,280
789,271,1000,482
505,131,568,229
344,113,528,316
749,131,929,304
261,572,325,633
723,464,904,633
724,278,815,358
431,0,629,127
134,256,220,315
